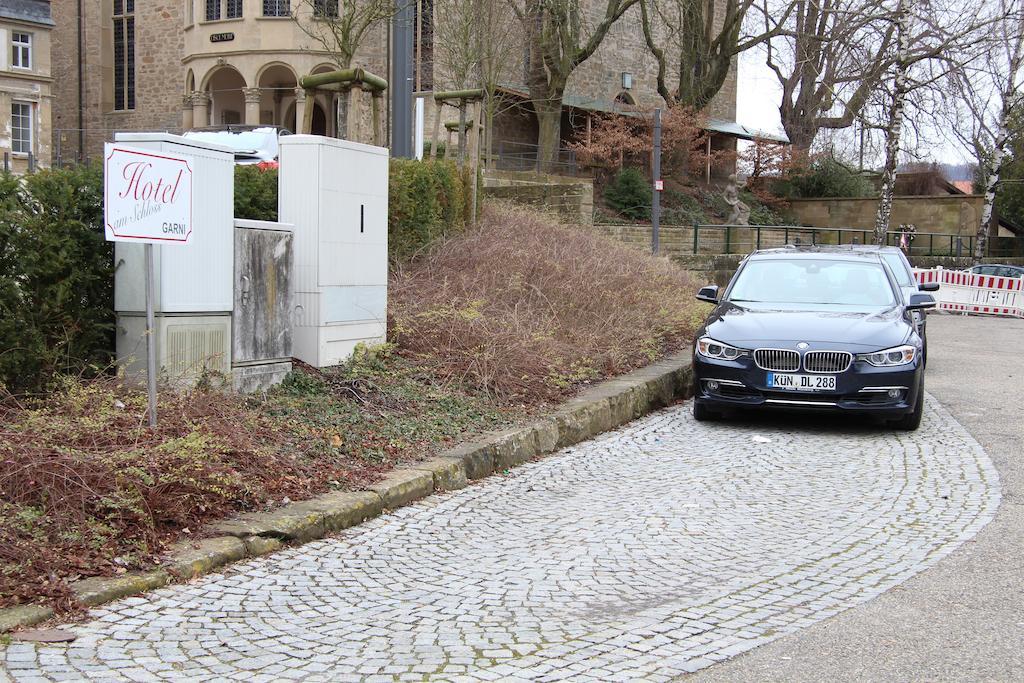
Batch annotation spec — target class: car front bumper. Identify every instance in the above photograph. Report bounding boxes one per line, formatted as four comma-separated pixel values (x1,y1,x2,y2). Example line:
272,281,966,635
693,353,923,417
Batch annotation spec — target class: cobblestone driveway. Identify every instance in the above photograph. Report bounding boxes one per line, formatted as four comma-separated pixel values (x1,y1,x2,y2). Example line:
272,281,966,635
2,396,999,683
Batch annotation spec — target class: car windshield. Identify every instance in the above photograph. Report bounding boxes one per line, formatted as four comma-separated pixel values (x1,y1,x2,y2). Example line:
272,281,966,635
729,258,896,307
881,252,913,286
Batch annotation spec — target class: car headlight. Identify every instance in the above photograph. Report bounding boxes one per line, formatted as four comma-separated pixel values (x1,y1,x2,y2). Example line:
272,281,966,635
860,344,916,367
696,336,746,360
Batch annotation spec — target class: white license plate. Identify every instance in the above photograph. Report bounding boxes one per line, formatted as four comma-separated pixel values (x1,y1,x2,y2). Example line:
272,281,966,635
767,373,837,391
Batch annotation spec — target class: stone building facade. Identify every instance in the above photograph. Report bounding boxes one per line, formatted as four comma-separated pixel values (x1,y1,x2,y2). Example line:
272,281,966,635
0,0,54,173
50,0,738,164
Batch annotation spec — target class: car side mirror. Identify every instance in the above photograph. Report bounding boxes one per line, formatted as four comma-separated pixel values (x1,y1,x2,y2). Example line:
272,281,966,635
918,281,940,292
906,293,936,310
696,285,720,304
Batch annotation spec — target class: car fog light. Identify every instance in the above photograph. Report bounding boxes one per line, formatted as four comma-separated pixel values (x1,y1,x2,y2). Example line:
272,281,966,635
888,388,901,399
707,380,720,392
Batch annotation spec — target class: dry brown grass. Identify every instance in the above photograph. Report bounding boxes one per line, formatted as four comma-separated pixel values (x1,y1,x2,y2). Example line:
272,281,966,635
389,203,707,402
0,375,384,610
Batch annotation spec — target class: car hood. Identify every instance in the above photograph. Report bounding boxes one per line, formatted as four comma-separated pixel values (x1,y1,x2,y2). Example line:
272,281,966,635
703,301,912,351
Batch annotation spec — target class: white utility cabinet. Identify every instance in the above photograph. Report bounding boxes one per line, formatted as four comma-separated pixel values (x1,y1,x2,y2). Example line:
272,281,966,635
279,135,389,367
113,133,235,381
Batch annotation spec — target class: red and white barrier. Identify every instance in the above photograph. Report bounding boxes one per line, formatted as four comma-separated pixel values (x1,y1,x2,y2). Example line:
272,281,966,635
912,266,1024,318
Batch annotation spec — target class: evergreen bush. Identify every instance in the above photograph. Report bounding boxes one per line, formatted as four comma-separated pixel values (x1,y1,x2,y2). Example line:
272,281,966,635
388,159,466,261
234,164,279,221
0,164,113,392
605,167,651,220
773,158,874,199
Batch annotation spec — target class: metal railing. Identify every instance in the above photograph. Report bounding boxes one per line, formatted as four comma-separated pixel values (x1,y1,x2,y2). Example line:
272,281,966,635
597,223,1024,258
492,139,578,175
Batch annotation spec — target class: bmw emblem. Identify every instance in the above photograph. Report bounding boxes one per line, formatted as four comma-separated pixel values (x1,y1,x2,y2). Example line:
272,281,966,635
796,342,810,350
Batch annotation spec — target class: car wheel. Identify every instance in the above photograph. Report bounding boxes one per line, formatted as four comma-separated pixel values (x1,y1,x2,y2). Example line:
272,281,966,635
693,399,718,422
892,378,924,431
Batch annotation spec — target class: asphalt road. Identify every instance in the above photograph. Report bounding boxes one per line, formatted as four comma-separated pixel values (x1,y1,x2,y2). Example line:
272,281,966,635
689,313,1024,682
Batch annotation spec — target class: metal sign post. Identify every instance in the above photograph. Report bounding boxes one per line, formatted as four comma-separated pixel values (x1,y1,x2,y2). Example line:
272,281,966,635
104,143,195,429
144,244,158,427
652,108,662,255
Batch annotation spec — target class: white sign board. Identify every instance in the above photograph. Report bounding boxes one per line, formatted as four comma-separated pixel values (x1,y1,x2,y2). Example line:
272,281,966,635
104,143,194,245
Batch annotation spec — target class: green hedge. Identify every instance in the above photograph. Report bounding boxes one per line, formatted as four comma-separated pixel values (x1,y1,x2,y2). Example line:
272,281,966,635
773,158,875,199
389,158,467,261
234,160,469,261
234,164,279,222
0,164,113,392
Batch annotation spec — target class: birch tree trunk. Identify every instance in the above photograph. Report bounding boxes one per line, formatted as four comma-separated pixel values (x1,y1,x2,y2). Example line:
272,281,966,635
974,137,1006,261
873,0,912,244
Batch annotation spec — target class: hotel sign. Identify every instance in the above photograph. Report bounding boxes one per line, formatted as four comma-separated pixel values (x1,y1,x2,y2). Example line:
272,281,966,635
104,144,194,245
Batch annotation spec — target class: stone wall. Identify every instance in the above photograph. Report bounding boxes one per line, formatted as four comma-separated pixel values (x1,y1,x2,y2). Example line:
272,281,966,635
787,196,990,238
483,170,595,224
51,0,186,161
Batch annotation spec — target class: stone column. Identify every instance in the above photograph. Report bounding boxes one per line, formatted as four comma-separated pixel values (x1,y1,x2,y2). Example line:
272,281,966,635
294,88,306,134
181,95,194,131
192,92,211,129
243,88,262,126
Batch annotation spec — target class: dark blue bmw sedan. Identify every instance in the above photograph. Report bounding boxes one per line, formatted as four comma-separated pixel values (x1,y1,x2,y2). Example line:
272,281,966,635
691,247,936,430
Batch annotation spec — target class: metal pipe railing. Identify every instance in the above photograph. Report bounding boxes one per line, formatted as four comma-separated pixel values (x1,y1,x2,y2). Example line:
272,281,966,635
592,222,1023,257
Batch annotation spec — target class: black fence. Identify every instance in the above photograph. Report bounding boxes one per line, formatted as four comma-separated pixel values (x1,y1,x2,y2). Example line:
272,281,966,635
599,223,1024,258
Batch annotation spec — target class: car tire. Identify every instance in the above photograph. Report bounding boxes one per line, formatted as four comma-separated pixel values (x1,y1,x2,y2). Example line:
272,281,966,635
693,399,718,422
892,378,924,431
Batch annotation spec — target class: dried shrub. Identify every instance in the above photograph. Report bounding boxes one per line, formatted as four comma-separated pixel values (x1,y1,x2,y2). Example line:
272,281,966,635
0,376,381,609
390,203,707,402
569,105,713,181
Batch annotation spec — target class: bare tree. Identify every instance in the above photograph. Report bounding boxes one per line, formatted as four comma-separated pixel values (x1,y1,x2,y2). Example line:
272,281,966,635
291,0,394,136
432,0,522,161
508,0,640,171
940,0,1024,261
756,0,898,153
871,0,996,242
639,0,792,110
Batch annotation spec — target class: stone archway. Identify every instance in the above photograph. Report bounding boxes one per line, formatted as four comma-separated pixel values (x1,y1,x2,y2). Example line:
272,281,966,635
256,63,298,128
202,66,247,127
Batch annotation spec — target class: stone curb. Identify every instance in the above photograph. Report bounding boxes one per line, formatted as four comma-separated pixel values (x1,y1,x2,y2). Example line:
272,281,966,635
0,352,693,633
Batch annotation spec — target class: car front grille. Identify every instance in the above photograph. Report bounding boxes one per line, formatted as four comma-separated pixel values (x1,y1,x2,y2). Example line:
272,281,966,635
803,351,853,373
754,348,800,372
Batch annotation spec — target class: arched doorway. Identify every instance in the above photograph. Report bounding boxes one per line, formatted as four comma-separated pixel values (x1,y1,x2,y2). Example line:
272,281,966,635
311,103,327,136
257,63,298,129
204,66,246,126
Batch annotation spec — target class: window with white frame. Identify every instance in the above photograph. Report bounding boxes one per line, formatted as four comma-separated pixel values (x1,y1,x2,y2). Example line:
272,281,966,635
11,32,31,69
11,102,32,155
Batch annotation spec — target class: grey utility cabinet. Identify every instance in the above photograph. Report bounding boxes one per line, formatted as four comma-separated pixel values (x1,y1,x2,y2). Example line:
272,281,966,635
232,219,294,392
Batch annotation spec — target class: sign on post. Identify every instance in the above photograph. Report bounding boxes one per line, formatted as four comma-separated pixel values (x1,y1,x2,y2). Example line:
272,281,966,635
104,144,195,428
105,145,194,244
